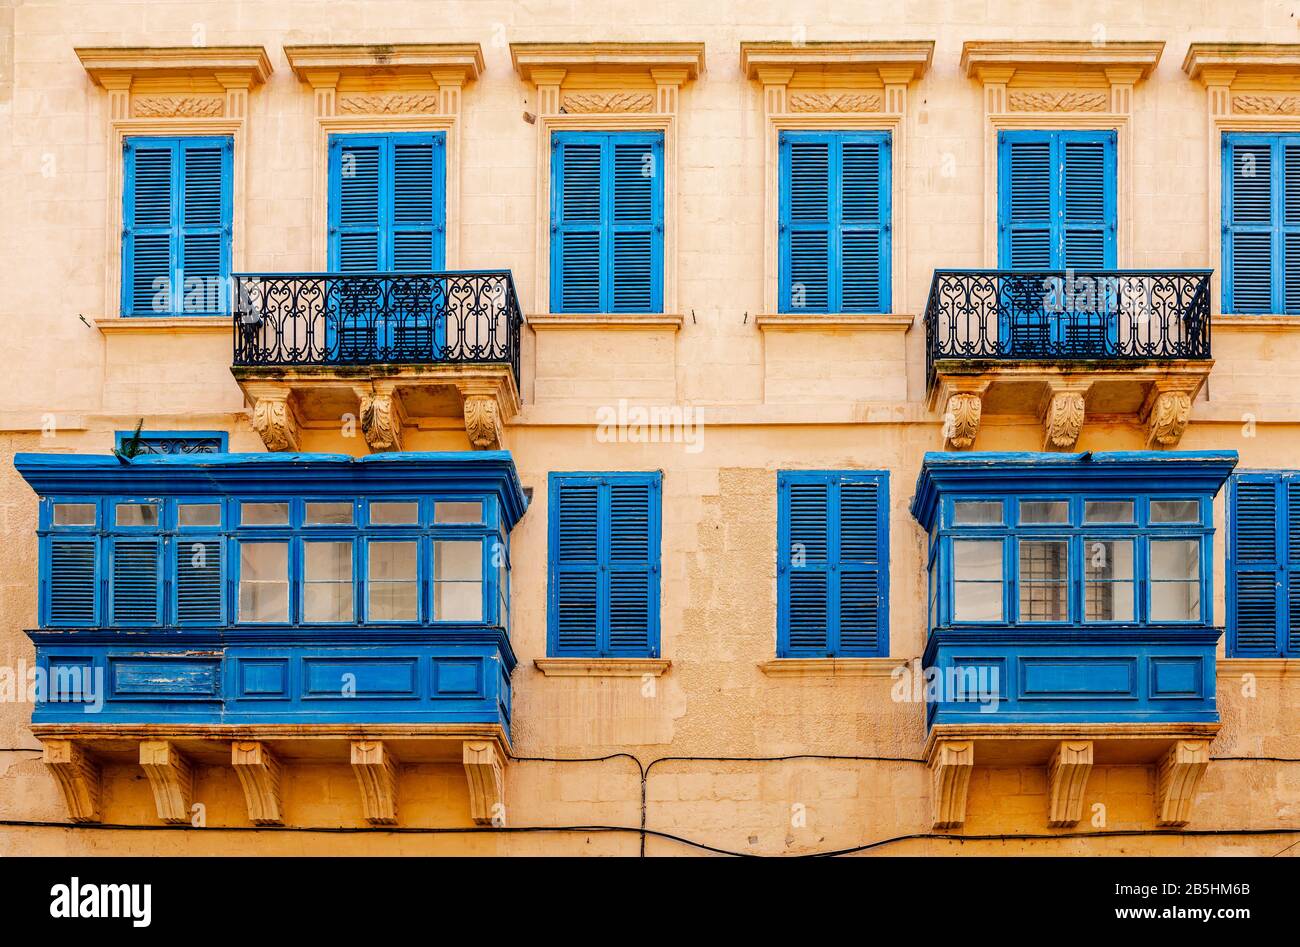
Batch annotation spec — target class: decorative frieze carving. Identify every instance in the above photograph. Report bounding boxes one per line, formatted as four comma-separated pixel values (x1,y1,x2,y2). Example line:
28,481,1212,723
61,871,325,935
463,741,506,825
131,95,225,117
251,394,300,452
943,392,983,450
232,741,284,826
43,740,102,824
1156,740,1210,827
1232,93,1300,115
1043,389,1086,451
464,393,503,450
351,740,399,825
560,90,655,113
337,93,441,115
930,739,974,829
359,391,404,452
139,740,195,824
1145,388,1192,448
1006,89,1108,112
787,91,882,113
1047,740,1094,827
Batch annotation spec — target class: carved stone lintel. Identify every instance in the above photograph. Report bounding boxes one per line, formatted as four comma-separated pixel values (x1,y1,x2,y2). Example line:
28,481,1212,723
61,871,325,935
132,95,224,117
1156,740,1210,827
463,740,506,826
930,739,974,829
1042,388,1086,451
1145,389,1193,449
139,740,195,824
464,393,503,450
359,390,404,452
787,91,882,113
231,741,284,826
1047,740,1094,827
43,740,102,823
1007,89,1108,112
337,93,440,114
1232,93,1300,115
943,392,983,450
351,740,399,825
561,91,654,113
251,393,300,452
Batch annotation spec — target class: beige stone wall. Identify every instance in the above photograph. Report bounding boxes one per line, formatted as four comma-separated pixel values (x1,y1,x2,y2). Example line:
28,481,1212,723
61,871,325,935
1,0,1298,855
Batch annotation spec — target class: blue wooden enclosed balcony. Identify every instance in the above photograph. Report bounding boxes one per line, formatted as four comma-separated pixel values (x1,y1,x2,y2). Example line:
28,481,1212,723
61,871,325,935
15,451,526,825
231,271,524,454
924,270,1214,451
911,451,1235,829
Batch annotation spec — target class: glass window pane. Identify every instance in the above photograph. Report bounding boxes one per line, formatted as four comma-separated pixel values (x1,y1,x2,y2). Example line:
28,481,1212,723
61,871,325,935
1151,499,1200,524
370,582,418,622
306,502,353,525
53,503,96,526
306,541,351,579
242,502,289,526
435,541,482,581
1085,539,1135,622
369,541,418,621
1151,580,1201,622
1085,539,1134,580
116,502,159,527
953,501,1002,525
304,540,353,623
239,542,288,622
954,581,1003,622
370,541,417,580
178,503,221,527
1151,539,1199,581
1018,540,1068,622
954,539,1003,580
435,501,483,524
435,582,482,621
1086,580,1134,622
1019,500,1069,524
1085,500,1133,523
370,501,419,525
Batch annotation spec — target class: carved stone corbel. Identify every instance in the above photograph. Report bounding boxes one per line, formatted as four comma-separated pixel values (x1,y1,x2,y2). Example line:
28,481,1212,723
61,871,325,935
139,740,195,824
357,386,404,452
1041,386,1087,451
351,740,399,825
943,392,983,450
232,741,284,826
1143,387,1193,449
929,739,974,829
1047,740,1094,827
463,740,506,825
250,390,300,452
43,740,101,823
1156,739,1210,827
463,393,503,450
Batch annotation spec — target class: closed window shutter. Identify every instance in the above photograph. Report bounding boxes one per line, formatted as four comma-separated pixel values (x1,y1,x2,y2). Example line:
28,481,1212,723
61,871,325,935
49,539,97,626
549,473,662,657
178,141,229,313
610,139,659,312
1284,141,1300,314
111,538,161,626
554,139,602,312
1002,135,1053,269
1289,480,1300,654
390,137,443,271
840,138,887,313
783,136,831,311
1225,139,1274,313
332,140,382,272
1060,135,1113,268
176,537,223,624
124,142,176,315
783,481,831,654
838,478,884,655
1229,475,1282,655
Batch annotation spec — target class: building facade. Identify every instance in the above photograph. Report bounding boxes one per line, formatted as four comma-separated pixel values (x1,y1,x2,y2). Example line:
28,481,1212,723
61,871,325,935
0,1,1298,856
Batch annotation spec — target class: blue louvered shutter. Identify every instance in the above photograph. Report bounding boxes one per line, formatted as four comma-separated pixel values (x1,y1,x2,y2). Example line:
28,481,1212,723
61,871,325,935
331,138,382,272
782,135,832,311
840,136,889,312
1289,479,1300,655
610,138,661,312
607,479,659,654
553,138,602,312
783,479,831,654
1284,141,1300,314
551,478,600,654
390,136,445,271
1002,133,1053,269
123,141,175,315
838,477,886,655
1224,137,1275,313
110,538,161,626
176,537,223,625
1228,474,1283,655
1060,134,1114,268
178,140,230,313
48,539,98,626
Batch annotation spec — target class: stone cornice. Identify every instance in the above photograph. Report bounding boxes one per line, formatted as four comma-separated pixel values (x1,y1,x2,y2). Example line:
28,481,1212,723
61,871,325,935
1183,43,1300,82
283,43,484,84
740,41,934,83
960,40,1163,80
510,42,706,83
76,46,272,88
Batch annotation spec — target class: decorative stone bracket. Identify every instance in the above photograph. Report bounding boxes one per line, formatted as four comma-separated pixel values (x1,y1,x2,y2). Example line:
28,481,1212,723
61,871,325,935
356,383,405,453
937,381,990,451
463,740,506,825
1047,740,1095,827
1141,381,1196,450
929,739,975,829
139,740,195,824
351,740,400,825
1156,740,1210,827
1040,382,1089,452
247,385,301,453
43,740,102,824
232,741,284,825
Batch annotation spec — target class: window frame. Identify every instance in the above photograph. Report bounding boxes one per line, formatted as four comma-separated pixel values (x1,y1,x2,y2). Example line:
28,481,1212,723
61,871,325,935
1221,131,1300,315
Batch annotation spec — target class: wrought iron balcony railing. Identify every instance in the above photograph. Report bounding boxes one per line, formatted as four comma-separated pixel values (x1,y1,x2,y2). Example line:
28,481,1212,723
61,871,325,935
233,270,524,387
924,269,1212,390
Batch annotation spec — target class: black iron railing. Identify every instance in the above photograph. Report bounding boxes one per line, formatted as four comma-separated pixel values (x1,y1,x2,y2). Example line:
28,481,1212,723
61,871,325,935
925,269,1212,390
232,271,524,386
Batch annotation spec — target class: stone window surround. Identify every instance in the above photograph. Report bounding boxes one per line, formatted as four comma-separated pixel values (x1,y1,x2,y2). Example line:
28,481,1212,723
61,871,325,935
511,42,706,320
1184,43,1300,319
75,46,273,322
